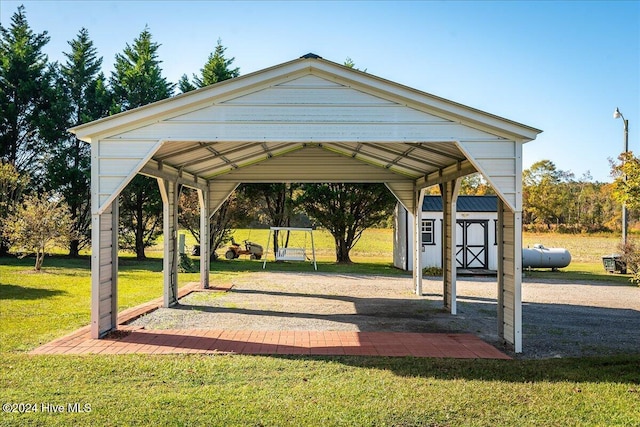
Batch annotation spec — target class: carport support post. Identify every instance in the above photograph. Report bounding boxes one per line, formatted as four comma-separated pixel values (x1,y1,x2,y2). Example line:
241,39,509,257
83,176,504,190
158,178,179,307
198,187,210,289
497,198,523,352
413,188,425,295
440,179,460,315
90,198,119,339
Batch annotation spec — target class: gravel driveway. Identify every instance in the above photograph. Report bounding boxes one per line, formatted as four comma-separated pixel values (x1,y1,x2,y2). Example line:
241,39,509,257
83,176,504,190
129,272,640,359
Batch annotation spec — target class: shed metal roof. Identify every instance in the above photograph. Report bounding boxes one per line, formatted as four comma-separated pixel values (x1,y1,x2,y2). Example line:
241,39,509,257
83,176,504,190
423,195,498,212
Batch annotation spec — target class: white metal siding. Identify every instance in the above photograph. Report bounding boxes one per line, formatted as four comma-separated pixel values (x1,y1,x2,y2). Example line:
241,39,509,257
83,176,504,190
91,200,118,338
93,139,161,213
386,182,416,213
497,201,523,352
208,182,239,214
457,140,523,212
159,179,179,307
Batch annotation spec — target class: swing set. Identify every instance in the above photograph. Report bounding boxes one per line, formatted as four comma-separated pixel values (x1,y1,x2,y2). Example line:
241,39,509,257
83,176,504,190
262,227,317,270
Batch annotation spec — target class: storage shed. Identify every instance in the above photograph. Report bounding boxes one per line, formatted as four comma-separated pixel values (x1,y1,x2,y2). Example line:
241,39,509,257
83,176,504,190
70,54,541,352
394,195,499,271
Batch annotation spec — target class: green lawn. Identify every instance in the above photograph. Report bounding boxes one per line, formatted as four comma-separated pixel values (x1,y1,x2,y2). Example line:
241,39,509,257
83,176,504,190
1,230,639,426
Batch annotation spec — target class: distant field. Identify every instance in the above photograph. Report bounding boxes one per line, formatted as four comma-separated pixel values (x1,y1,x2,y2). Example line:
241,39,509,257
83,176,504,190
522,232,622,264
227,228,393,262
156,228,627,270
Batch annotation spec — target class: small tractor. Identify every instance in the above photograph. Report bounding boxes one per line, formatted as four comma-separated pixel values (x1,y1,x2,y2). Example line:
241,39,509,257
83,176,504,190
225,238,264,260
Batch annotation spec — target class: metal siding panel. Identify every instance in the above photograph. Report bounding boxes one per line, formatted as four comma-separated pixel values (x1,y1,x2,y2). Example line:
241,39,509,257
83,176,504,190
223,86,396,105
475,158,516,175
167,104,449,124
386,182,415,213
99,158,143,175
99,297,113,314
100,139,159,155
99,279,113,297
99,312,113,334
277,75,344,86
215,147,411,183
113,122,494,142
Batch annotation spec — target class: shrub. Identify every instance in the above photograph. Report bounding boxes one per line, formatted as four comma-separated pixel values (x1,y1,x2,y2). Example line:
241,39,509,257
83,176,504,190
618,240,640,286
422,266,443,276
2,193,74,270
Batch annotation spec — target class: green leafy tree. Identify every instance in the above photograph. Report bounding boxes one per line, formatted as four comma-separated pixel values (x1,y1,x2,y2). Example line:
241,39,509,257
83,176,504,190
459,173,495,196
110,27,174,259
178,188,250,259
44,28,112,257
241,184,296,255
522,160,573,228
0,162,29,256
0,5,53,175
295,183,396,263
2,192,74,270
611,152,640,212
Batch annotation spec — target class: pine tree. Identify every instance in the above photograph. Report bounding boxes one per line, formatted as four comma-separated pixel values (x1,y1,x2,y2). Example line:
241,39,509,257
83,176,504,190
180,38,239,92
109,27,174,259
44,28,112,256
0,5,52,175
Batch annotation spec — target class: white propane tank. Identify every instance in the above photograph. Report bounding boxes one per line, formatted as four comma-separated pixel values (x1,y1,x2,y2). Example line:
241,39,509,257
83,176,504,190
522,244,572,269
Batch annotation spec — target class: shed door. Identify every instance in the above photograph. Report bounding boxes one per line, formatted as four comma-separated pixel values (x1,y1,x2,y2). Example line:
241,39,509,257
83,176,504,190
456,220,488,269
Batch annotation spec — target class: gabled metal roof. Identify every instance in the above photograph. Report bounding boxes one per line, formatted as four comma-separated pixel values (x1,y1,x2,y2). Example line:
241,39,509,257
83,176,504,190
70,54,541,214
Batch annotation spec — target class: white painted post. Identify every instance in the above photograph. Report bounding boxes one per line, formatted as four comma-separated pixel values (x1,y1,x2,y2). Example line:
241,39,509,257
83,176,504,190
497,198,505,342
110,198,119,328
496,199,523,353
413,188,424,295
90,199,119,338
514,209,523,353
441,179,460,315
198,187,210,289
158,178,179,307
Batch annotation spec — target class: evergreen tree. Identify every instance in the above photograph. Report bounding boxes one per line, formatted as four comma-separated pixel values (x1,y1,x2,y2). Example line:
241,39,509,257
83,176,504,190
180,39,239,92
178,74,197,93
110,27,174,259
0,5,52,175
44,28,112,256
177,39,242,259
110,26,174,111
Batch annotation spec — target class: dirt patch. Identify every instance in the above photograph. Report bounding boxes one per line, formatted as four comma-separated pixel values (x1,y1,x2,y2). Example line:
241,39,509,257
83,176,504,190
129,272,640,359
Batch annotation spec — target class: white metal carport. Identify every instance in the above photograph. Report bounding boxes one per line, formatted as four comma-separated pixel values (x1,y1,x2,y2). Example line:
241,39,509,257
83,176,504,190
70,54,541,352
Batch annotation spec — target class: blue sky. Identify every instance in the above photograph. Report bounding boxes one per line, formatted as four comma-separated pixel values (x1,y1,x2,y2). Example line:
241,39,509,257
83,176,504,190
1,0,638,182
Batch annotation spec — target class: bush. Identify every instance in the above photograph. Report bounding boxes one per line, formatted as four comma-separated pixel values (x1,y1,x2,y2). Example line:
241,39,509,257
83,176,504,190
618,240,640,286
422,266,443,276
2,193,74,270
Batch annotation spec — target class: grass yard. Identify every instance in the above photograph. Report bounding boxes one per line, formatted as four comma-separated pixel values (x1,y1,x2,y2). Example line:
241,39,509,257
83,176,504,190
1,230,639,425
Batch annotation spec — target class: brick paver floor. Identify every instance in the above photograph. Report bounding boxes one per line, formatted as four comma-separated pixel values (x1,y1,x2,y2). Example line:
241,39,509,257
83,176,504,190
30,283,510,359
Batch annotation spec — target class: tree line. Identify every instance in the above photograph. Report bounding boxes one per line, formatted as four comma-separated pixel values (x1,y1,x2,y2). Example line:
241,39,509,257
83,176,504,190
1,5,637,269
